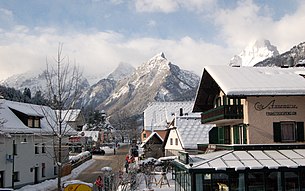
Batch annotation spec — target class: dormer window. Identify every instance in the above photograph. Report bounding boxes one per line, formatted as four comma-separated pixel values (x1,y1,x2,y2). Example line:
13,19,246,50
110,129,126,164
28,116,41,128
9,107,43,128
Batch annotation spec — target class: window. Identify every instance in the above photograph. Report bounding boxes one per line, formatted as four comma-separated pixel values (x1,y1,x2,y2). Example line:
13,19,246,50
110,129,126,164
175,138,178,145
281,122,295,142
143,133,146,138
273,122,304,142
170,138,173,145
28,118,33,127
41,163,45,177
219,126,231,144
42,143,46,153
215,97,222,107
28,117,41,128
35,143,39,154
54,166,57,175
233,125,247,144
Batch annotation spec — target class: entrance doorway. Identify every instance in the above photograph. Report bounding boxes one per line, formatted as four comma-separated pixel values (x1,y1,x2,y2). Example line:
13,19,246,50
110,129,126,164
0,171,4,187
34,167,39,184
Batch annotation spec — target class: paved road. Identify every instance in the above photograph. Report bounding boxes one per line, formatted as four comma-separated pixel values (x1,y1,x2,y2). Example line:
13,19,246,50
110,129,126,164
74,144,130,184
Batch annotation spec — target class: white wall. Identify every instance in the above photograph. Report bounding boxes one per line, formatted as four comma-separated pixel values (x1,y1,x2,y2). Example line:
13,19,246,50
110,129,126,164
164,128,183,156
0,134,57,189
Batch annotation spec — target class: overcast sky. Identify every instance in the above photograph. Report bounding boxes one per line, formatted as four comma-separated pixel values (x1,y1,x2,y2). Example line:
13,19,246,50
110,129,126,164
0,0,304,81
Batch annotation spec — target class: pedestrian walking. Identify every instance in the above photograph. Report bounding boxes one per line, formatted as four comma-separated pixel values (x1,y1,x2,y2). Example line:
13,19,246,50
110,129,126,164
94,175,103,191
125,154,129,173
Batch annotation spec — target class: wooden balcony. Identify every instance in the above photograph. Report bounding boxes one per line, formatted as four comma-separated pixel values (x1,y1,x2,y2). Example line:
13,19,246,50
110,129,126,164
201,105,243,124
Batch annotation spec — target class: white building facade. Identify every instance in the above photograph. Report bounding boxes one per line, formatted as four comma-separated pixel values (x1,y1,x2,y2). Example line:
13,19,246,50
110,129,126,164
0,99,75,189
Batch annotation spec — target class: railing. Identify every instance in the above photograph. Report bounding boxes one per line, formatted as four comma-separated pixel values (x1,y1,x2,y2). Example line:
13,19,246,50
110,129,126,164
201,105,243,123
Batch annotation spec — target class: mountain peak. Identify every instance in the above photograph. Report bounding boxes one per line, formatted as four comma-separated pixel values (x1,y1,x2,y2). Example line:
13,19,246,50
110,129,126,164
107,62,135,81
230,39,279,67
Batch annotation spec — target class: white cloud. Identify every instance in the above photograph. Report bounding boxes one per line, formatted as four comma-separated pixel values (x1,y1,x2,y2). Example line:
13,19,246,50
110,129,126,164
0,26,232,81
134,0,216,13
213,0,305,53
134,0,179,13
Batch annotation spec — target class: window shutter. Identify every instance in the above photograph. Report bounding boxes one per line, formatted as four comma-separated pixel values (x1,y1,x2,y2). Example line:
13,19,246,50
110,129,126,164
209,127,218,144
296,122,304,142
218,127,225,144
233,126,240,144
243,125,248,144
273,122,281,142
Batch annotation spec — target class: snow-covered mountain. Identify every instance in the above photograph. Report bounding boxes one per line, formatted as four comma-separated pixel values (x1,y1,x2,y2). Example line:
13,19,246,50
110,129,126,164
229,39,279,67
77,63,135,109
1,52,200,121
1,71,47,94
96,52,200,118
1,70,90,98
255,41,305,67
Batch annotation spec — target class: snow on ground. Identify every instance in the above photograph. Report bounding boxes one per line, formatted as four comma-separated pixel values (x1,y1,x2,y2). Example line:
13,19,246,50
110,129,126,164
15,159,95,191
15,158,175,191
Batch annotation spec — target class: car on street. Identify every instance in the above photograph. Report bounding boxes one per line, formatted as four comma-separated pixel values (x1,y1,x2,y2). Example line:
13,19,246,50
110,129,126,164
91,147,105,155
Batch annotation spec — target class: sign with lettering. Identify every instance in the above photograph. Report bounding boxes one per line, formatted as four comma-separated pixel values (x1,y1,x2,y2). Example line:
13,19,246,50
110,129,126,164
178,151,189,165
254,100,297,116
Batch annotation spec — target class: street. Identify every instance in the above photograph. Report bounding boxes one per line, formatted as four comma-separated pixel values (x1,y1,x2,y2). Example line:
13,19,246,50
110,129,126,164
74,144,130,185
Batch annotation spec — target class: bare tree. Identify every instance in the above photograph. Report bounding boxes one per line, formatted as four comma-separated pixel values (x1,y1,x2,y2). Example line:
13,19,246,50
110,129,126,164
110,111,141,143
44,43,83,190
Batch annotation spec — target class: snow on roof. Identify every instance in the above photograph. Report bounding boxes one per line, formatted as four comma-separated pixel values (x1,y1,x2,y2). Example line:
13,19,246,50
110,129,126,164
140,131,164,148
0,99,76,135
184,149,305,171
58,109,82,122
80,131,100,142
63,180,93,188
205,65,305,96
174,116,214,149
143,101,196,131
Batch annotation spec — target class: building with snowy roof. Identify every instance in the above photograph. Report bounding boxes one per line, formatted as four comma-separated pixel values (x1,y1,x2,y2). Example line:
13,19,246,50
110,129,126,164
164,115,214,156
59,109,86,131
140,132,164,159
0,98,76,189
141,101,196,142
193,65,305,145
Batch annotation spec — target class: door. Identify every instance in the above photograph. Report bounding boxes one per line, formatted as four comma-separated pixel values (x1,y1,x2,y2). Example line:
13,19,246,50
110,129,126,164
0,171,4,187
34,167,39,184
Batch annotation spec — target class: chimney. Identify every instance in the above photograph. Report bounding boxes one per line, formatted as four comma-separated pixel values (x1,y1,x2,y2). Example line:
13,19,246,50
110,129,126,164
179,108,183,116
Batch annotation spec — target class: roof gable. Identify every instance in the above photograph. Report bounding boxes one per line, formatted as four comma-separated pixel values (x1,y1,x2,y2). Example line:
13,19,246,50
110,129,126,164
140,132,164,147
194,66,305,112
206,66,305,96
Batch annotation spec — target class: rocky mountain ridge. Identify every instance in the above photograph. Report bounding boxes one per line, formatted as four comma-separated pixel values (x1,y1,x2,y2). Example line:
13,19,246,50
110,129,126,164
255,41,305,67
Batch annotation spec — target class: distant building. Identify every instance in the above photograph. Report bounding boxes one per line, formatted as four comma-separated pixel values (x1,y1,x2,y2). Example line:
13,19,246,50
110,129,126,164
0,99,76,189
60,109,86,131
141,101,194,143
164,115,213,156
140,132,164,159
81,110,114,147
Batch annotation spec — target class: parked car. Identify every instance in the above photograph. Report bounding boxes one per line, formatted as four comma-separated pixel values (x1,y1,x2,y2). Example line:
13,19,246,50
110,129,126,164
91,147,105,155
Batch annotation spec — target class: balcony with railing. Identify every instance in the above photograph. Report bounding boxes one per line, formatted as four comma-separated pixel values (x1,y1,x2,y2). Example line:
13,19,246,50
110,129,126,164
201,105,243,124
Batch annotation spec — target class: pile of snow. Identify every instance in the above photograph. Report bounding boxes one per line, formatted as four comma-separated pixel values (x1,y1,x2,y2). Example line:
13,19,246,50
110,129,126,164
69,151,91,163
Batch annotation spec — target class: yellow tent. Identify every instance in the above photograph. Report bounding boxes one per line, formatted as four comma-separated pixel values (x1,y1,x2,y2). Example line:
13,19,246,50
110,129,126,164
63,180,93,191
